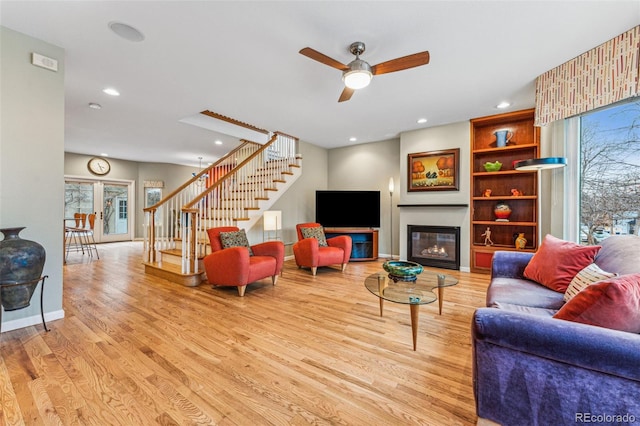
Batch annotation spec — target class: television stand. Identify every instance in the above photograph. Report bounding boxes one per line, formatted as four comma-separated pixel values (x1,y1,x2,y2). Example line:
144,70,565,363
324,228,378,261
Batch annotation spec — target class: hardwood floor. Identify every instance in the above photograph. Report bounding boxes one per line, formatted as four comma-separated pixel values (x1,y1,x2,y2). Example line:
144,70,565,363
1,242,490,425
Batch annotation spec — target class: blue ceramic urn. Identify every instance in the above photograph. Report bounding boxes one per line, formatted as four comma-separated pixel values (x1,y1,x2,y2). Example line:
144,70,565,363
0,227,46,310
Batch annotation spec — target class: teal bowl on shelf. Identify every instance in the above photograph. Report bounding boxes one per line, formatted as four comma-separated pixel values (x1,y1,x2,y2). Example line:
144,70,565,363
382,260,424,282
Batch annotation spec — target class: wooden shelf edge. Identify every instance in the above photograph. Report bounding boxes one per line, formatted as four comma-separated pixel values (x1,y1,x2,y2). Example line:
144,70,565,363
472,143,538,154
472,221,537,226
472,170,537,176
472,196,537,200
472,244,536,251
397,204,469,208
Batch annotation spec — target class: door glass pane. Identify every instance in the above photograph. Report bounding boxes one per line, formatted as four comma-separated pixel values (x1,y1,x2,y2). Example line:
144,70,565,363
103,184,129,235
65,182,94,220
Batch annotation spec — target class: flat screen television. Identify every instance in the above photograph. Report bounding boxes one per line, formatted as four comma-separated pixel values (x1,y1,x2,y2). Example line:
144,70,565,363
315,190,380,228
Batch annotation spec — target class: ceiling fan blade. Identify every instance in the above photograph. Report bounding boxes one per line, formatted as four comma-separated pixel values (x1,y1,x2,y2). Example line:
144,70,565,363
299,47,349,71
371,51,430,75
338,87,355,103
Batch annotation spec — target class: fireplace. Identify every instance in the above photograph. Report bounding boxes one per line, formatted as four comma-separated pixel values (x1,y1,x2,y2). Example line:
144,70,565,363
407,225,460,270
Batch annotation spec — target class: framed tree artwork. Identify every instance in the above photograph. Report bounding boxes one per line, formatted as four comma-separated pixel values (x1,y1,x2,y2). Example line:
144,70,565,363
408,148,460,192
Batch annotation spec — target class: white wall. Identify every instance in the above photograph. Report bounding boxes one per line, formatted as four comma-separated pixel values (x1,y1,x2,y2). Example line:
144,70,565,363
327,138,400,257
399,121,471,270
1,27,65,331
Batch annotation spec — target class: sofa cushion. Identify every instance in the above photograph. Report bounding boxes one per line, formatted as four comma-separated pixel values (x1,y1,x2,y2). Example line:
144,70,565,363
564,263,618,302
487,277,566,310
301,226,328,247
219,229,254,256
523,234,600,293
492,302,558,317
554,273,640,333
595,235,640,275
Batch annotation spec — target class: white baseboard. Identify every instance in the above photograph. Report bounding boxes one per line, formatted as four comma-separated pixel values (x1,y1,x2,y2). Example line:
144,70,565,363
1,309,65,333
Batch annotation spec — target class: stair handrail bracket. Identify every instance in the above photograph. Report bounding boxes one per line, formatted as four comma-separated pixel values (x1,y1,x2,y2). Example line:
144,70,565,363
143,132,300,279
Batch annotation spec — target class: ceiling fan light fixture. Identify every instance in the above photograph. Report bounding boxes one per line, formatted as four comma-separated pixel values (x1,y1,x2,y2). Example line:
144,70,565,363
343,69,372,89
343,59,372,89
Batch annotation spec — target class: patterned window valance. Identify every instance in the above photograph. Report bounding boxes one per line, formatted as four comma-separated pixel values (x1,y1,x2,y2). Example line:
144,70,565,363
535,25,640,126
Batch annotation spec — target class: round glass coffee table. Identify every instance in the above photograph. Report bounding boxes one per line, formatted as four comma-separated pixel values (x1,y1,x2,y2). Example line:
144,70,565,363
364,270,458,350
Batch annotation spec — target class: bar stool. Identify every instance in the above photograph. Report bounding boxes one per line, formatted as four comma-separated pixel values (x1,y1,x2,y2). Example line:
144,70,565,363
84,213,99,259
65,213,86,260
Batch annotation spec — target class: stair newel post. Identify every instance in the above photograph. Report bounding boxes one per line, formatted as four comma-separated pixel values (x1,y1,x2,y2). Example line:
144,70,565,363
143,210,149,262
149,208,156,262
184,208,198,273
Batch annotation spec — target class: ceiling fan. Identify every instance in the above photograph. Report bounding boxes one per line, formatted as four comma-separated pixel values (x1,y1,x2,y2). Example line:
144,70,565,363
299,41,430,102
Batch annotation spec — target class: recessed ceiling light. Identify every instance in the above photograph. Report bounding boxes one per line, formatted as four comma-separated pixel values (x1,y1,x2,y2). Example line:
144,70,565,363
88,102,102,109
349,137,357,142
496,101,511,109
108,21,145,42
417,118,428,124
103,88,120,96
214,140,223,145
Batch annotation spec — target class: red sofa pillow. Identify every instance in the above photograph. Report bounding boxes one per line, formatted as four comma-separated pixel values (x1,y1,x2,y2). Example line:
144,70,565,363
523,234,600,292
553,273,640,333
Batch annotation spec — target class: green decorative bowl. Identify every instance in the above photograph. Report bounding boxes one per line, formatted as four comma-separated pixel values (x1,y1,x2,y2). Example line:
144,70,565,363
483,161,502,172
382,260,424,282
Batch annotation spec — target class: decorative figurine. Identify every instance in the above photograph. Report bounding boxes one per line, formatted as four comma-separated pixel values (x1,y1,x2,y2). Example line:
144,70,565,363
481,227,494,246
494,201,512,222
511,188,524,196
482,189,492,197
515,233,527,250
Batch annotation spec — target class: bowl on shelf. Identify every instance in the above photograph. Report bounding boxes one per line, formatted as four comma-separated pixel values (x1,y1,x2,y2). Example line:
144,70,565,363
382,260,424,282
483,161,502,172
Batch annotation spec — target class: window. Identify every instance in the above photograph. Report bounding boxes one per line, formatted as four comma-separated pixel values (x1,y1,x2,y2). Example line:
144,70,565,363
579,99,640,245
118,200,128,220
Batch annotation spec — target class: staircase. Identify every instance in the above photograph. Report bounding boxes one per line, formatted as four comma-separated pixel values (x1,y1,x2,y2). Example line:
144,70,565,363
143,132,301,286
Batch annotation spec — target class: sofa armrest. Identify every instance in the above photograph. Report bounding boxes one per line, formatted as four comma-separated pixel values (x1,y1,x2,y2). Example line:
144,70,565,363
491,250,534,279
203,247,250,285
292,238,319,266
473,307,640,381
252,241,285,274
472,308,640,425
327,235,352,263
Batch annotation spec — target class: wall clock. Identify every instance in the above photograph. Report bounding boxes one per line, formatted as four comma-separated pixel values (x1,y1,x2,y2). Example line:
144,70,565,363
87,157,111,175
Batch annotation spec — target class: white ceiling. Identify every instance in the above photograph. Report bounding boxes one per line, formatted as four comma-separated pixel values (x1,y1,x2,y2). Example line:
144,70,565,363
1,1,639,167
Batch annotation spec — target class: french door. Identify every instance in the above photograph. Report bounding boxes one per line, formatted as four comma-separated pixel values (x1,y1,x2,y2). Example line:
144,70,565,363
64,177,135,242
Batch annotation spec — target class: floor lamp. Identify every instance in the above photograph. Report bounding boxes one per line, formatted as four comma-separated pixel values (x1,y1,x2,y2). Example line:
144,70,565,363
263,210,282,242
388,177,394,260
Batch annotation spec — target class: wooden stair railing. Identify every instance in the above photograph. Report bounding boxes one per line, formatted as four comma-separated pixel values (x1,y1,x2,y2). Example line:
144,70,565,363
143,132,299,280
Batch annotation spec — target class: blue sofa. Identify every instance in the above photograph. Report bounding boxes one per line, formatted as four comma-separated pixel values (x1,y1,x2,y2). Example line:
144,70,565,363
472,235,640,426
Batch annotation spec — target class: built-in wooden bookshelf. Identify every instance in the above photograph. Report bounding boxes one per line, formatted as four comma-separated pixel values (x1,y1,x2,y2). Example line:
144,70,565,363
470,109,540,273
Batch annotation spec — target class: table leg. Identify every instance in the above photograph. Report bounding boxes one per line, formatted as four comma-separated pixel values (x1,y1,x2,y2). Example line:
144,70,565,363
410,303,420,351
438,287,445,315
377,274,387,317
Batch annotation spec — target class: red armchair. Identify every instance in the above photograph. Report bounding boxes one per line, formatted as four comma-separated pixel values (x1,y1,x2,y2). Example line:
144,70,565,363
203,226,284,296
293,223,352,275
